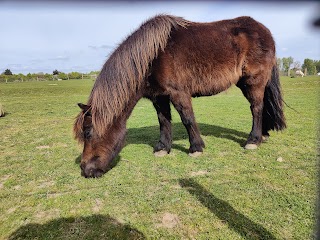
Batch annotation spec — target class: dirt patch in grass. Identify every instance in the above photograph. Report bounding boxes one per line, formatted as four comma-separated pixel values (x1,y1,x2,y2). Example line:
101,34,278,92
190,170,209,177
38,180,55,189
47,192,63,198
13,185,21,190
36,145,50,149
54,142,69,148
156,213,180,229
34,209,61,222
92,198,104,213
7,207,17,214
0,175,11,189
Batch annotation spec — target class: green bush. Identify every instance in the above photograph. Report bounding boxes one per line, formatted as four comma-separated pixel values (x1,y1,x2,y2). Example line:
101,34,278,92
57,72,69,80
69,72,82,79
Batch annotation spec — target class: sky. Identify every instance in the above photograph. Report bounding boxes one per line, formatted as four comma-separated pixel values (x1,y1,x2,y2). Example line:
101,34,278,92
0,1,319,74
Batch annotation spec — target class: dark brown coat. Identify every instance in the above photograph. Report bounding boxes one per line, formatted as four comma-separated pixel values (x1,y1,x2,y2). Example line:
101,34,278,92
74,15,286,178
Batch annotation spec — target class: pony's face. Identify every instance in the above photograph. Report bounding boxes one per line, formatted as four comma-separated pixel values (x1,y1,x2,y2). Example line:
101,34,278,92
75,103,106,178
75,103,126,178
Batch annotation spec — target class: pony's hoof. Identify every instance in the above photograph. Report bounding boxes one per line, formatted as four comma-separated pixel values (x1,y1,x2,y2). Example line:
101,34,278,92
244,144,258,150
262,135,269,142
189,151,202,157
154,150,168,157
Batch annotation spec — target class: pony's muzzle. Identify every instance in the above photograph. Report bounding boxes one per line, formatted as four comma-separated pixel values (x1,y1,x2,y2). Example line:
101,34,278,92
80,161,105,178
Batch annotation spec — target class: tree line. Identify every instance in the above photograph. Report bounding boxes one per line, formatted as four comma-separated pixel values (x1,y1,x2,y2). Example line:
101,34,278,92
277,57,320,76
0,69,99,83
1,58,319,83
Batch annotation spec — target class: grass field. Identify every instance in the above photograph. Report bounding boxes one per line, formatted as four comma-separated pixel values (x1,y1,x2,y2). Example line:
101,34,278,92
0,76,319,239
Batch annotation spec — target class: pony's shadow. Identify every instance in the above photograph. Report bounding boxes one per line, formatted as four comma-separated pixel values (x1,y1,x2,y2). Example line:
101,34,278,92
127,123,248,152
75,155,81,164
0,112,9,117
179,178,277,240
8,214,145,240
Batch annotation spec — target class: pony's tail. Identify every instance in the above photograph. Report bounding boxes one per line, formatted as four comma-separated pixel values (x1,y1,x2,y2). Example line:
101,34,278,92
262,65,287,132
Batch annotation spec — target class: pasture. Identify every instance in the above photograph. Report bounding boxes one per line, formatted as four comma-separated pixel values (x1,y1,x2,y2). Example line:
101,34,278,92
0,76,318,239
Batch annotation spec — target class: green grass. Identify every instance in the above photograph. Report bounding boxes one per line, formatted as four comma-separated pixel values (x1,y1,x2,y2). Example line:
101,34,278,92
0,76,319,239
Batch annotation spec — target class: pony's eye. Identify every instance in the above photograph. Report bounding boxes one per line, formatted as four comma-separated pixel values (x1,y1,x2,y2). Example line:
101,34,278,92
84,128,92,139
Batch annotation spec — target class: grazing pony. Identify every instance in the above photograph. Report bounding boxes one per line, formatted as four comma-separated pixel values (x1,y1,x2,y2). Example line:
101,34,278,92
74,15,286,178
295,70,304,77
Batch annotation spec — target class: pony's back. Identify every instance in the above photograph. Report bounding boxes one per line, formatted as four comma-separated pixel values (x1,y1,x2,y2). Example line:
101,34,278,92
148,16,276,97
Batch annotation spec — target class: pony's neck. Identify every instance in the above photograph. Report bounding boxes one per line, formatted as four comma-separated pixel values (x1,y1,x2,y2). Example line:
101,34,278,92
100,92,142,170
119,90,144,123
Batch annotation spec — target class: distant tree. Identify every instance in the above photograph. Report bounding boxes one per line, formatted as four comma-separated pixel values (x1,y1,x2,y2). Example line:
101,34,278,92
312,65,317,75
18,73,24,82
276,58,282,71
53,69,59,75
302,58,316,75
314,60,320,73
69,72,82,79
3,69,13,75
89,70,100,75
282,57,294,76
292,61,301,70
26,73,32,80
58,72,68,80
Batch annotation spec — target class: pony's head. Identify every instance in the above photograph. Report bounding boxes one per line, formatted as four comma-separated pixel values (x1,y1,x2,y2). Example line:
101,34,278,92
74,103,127,178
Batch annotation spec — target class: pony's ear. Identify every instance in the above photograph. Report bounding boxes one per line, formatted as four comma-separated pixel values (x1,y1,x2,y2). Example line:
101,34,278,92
78,103,90,112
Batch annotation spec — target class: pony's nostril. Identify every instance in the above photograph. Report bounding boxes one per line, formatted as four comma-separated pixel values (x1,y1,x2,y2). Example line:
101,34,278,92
92,156,99,161
82,165,105,178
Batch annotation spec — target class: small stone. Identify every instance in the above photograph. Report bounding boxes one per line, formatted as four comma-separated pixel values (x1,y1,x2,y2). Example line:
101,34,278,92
244,144,258,150
277,157,283,162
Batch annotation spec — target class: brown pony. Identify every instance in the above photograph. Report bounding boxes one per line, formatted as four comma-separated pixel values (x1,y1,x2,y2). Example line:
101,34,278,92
74,15,286,178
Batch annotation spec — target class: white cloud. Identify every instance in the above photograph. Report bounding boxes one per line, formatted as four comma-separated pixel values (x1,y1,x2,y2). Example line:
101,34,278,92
48,56,70,61
88,45,114,50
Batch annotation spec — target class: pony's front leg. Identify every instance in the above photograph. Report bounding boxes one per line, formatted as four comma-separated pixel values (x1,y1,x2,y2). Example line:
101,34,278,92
170,93,205,157
152,95,172,156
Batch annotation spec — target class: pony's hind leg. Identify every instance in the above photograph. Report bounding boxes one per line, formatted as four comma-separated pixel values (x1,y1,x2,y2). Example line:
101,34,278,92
237,75,268,149
152,95,172,156
170,93,205,156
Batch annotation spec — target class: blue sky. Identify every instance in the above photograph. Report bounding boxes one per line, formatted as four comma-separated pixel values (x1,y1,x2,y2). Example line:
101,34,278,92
0,1,319,74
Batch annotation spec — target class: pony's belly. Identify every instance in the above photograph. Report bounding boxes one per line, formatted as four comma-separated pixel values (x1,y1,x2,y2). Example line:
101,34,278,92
189,74,236,97
191,86,230,97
